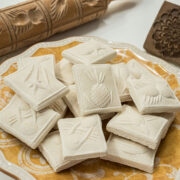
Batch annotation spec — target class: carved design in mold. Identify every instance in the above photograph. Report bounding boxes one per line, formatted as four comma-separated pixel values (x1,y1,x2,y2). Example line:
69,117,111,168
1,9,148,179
86,69,112,108
82,0,105,8
0,28,2,34
7,7,44,35
152,8,180,57
63,119,98,151
50,0,68,22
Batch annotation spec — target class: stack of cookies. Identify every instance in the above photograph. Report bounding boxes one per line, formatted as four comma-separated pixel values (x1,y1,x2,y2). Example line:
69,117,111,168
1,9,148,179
1,40,180,173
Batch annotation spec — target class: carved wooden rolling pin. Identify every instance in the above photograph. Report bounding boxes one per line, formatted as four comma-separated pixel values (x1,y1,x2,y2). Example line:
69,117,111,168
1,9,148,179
0,0,115,57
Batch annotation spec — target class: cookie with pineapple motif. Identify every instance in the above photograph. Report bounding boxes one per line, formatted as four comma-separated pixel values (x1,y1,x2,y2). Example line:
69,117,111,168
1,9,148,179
0,95,60,149
107,105,170,149
39,131,82,172
62,40,116,64
58,115,107,161
63,85,115,119
127,60,180,114
5,55,68,111
72,64,122,116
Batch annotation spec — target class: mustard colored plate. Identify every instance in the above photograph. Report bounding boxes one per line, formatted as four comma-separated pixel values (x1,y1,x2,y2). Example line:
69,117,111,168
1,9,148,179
0,36,180,180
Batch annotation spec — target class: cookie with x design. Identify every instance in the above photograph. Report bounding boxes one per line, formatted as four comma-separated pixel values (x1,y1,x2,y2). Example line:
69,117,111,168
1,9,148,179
5,55,68,111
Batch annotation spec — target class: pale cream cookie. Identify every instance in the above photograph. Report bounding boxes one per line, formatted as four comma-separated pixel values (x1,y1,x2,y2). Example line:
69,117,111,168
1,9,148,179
0,95,60,149
127,60,180,114
39,131,82,172
107,105,169,149
5,55,68,111
102,134,157,173
58,115,107,161
62,40,116,64
72,64,122,116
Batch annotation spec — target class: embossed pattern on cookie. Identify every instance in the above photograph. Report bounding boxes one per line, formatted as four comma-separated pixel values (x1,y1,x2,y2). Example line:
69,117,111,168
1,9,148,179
107,105,170,149
58,115,107,161
62,40,116,64
39,131,82,172
127,60,180,114
5,55,68,111
101,134,157,173
63,85,115,120
72,64,121,115
0,95,60,149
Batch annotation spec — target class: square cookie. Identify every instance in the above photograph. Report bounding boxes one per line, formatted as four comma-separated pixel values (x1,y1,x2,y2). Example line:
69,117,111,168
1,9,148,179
62,40,116,64
112,63,132,102
58,115,107,161
39,131,82,172
63,85,115,120
127,60,180,114
107,105,169,149
102,134,157,173
72,64,122,115
5,55,68,111
55,58,74,85
0,95,60,149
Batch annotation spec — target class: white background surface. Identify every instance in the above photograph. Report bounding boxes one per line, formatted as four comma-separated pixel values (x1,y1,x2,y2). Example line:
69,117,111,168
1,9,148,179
0,0,179,179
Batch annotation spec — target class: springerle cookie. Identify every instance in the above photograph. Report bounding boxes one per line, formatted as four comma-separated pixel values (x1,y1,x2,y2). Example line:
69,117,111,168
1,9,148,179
107,105,169,149
39,131,82,172
55,58,74,85
62,40,116,64
112,63,132,102
102,134,156,173
58,115,107,161
0,95,60,149
5,55,68,111
72,64,122,115
63,85,115,120
127,60,180,114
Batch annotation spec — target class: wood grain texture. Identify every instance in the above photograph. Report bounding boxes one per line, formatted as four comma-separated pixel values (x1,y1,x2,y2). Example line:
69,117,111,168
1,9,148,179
0,0,109,57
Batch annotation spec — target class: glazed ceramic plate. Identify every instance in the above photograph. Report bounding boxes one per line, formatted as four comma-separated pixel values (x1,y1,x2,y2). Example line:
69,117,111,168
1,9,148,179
0,36,180,180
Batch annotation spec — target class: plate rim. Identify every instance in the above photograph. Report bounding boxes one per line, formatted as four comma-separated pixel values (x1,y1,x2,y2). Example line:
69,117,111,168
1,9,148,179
0,36,180,82
0,36,180,179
